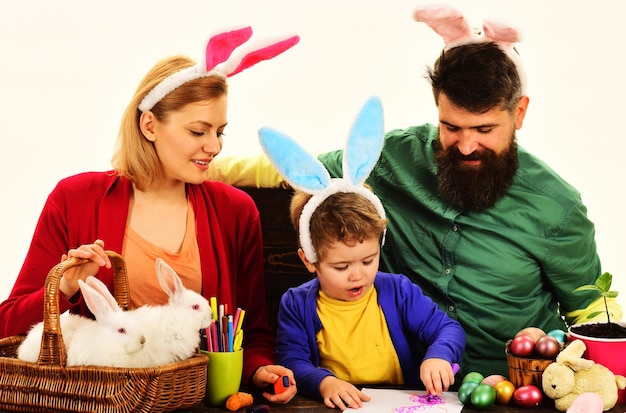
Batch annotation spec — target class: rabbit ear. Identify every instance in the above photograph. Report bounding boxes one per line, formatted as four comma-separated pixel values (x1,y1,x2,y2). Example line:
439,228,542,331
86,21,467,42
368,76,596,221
413,5,472,46
259,126,331,193
221,34,300,77
85,277,120,313
156,258,184,299
203,26,253,71
79,279,120,321
482,19,521,49
343,96,384,185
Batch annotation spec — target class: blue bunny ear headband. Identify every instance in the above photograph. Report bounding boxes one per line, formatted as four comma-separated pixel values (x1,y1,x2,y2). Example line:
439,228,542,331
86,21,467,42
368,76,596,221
259,96,386,263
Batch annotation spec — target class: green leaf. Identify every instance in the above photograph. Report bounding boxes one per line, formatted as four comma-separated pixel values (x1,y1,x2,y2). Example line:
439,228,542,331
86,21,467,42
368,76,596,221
605,291,619,299
595,272,613,292
586,311,604,319
573,285,600,293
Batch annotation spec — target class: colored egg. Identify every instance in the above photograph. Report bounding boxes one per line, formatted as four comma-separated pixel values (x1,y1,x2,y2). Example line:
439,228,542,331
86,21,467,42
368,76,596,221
481,374,507,387
470,384,497,410
513,385,543,408
535,335,561,359
458,381,479,405
510,335,535,357
462,372,485,384
547,328,567,344
494,380,516,405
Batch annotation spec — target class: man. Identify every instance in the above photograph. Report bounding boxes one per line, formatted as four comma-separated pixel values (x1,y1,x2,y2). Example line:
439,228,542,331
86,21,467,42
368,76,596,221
208,10,621,377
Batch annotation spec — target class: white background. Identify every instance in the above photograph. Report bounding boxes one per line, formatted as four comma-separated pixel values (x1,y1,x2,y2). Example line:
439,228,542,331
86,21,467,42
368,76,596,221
1,1,624,310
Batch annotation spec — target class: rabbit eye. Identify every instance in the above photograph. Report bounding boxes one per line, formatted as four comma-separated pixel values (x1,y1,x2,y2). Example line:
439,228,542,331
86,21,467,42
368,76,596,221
118,328,127,334
192,304,200,310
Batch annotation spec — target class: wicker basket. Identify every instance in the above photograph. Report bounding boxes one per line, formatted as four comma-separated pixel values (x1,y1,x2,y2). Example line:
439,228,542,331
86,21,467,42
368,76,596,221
505,339,554,389
0,251,208,413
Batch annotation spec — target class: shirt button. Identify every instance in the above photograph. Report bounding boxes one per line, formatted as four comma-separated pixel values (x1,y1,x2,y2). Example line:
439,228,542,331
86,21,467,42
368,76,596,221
445,268,451,274
448,305,455,312
452,225,458,232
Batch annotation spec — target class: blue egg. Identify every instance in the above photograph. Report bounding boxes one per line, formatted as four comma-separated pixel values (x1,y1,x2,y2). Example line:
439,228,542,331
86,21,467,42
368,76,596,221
547,329,567,344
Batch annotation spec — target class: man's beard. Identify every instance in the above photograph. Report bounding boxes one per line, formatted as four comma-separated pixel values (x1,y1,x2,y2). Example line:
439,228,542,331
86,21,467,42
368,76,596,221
435,137,519,212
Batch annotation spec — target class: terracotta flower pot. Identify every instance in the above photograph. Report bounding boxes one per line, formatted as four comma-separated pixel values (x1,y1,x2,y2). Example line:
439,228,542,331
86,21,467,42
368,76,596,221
568,321,626,404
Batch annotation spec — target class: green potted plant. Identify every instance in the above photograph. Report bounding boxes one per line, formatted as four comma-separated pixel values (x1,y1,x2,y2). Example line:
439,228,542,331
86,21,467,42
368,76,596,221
569,272,626,403
571,272,625,337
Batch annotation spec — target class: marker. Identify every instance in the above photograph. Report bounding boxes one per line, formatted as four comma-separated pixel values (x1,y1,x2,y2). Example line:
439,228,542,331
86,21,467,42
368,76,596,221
246,405,270,413
211,322,219,353
233,329,243,352
233,307,242,333
236,309,246,334
274,375,290,394
227,314,234,352
210,297,218,321
452,363,460,375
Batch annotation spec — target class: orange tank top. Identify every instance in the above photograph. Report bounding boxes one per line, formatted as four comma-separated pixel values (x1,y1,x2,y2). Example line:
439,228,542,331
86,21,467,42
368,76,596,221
123,199,202,307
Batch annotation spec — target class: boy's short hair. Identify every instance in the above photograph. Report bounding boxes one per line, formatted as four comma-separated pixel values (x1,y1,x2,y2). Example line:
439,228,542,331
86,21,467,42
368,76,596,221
290,189,388,262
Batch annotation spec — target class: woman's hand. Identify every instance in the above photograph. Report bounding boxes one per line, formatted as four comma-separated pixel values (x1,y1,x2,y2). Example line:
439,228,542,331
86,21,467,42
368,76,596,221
319,376,370,410
252,364,297,404
59,239,111,300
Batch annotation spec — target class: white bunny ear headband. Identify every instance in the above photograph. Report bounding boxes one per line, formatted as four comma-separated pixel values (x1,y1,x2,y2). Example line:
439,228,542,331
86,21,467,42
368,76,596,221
413,5,526,94
138,26,300,112
259,96,386,264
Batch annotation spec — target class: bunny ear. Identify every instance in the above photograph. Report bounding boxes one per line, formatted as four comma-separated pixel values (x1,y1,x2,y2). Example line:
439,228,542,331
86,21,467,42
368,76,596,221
79,279,119,321
218,34,300,77
259,126,331,193
156,258,184,298
85,277,120,313
413,5,472,46
204,26,253,71
343,96,384,185
139,28,299,112
482,19,521,49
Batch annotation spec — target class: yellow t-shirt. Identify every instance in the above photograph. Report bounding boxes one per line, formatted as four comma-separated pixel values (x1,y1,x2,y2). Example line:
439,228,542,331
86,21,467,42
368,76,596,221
316,287,404,384
123,199,202,307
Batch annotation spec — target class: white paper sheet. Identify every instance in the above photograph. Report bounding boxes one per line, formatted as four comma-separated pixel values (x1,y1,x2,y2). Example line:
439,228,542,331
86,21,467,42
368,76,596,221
343,388,463,413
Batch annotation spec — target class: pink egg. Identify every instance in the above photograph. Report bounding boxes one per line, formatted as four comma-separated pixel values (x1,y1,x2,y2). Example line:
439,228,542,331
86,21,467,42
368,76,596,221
481,374,507,387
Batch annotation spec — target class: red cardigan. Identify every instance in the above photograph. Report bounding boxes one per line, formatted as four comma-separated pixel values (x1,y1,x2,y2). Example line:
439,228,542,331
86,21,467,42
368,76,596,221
0,171,274,381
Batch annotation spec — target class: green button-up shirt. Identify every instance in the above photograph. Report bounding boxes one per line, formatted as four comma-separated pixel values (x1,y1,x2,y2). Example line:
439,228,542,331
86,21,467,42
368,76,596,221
318,124,601,377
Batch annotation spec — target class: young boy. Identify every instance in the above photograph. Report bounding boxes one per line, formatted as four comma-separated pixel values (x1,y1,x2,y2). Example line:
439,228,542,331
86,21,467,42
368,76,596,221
275,189,466,410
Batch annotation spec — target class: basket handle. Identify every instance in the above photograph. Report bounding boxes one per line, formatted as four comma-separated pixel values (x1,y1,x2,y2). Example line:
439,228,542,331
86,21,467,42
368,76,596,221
38,250,130,366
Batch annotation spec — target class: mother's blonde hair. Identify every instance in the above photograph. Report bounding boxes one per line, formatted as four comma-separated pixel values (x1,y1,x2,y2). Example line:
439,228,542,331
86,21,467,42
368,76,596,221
111,55,227,191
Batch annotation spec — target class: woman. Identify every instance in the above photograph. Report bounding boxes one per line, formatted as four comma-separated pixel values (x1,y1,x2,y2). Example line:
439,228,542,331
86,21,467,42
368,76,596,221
0,27,298,403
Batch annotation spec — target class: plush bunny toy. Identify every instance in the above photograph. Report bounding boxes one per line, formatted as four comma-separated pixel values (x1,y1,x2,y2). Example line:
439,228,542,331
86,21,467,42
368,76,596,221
258,96,386,264
541,339,626,411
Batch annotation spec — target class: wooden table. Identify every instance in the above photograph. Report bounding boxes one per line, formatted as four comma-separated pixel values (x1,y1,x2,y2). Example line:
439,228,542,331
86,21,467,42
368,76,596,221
0,392,621,412
174,395,626,412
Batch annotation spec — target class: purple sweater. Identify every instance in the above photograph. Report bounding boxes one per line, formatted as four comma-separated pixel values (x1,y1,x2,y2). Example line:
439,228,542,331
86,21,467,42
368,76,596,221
276,271,466,399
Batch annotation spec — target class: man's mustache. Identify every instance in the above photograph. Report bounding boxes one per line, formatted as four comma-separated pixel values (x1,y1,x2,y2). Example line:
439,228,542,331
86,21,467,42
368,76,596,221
450,148,489,162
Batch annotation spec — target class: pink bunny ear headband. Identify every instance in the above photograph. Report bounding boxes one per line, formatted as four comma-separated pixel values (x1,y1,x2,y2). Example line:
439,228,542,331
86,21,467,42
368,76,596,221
138,26,300,112
413,5,527,94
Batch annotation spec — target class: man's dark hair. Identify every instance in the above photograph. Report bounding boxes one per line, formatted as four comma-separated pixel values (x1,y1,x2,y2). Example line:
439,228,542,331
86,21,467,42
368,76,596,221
427,41,522,113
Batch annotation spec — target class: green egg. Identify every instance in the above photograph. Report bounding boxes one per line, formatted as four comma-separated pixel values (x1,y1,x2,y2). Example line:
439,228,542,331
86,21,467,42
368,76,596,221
462,371,485,384
458,381,479,405
470,383,497,409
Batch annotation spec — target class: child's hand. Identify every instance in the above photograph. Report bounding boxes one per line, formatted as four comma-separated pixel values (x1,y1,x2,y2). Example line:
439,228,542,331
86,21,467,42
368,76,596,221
319,376,371,410
253,364,297,404
420,358,456,396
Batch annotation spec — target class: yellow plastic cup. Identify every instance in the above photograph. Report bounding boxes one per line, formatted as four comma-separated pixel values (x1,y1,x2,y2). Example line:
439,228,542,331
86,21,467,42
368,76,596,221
200,349,244,407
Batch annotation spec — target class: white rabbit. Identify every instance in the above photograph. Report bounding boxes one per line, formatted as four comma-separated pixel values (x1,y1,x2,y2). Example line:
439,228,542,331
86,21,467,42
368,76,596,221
18,276,149,367
132,258,213,366
17,311,91,363
65,276,148,367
